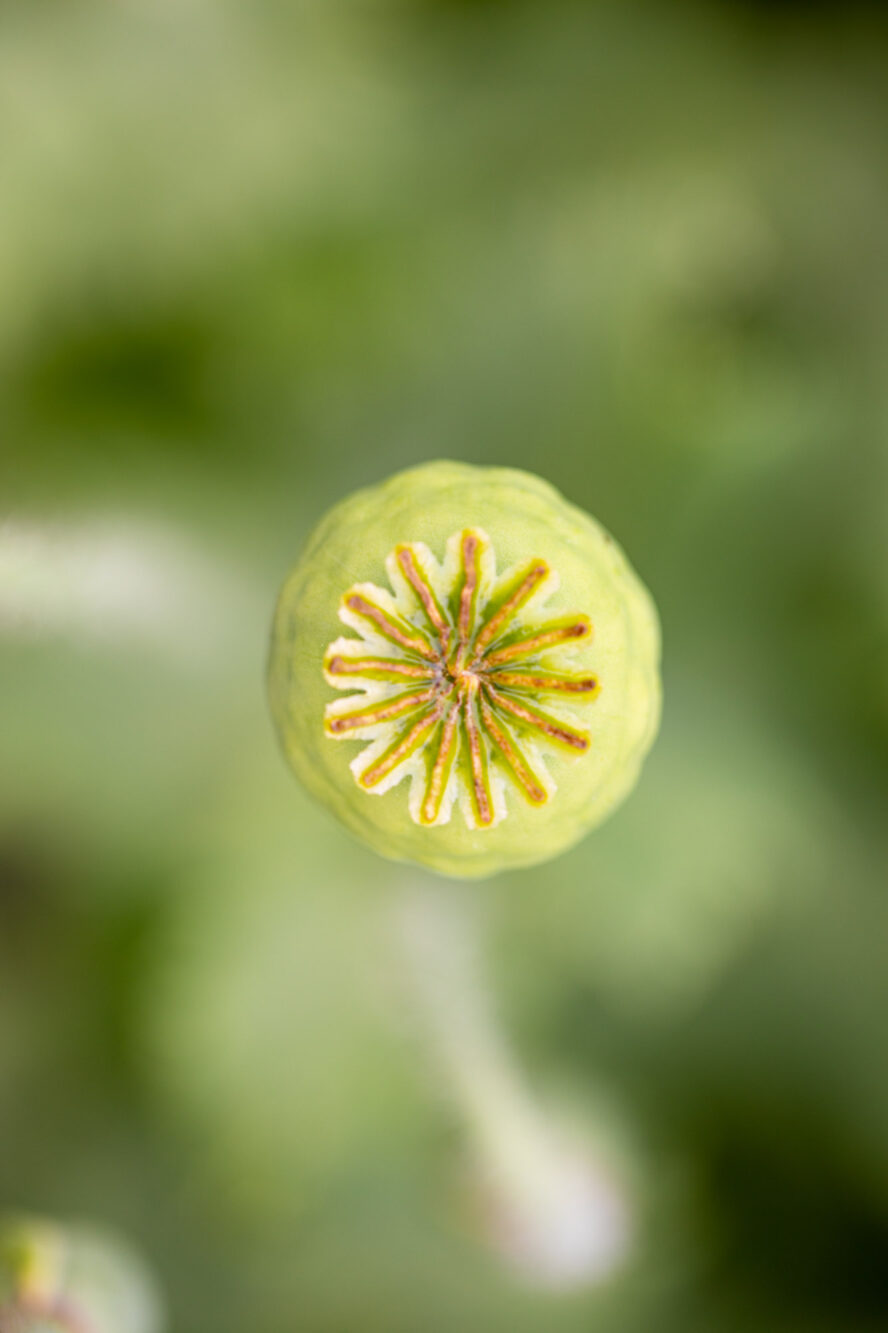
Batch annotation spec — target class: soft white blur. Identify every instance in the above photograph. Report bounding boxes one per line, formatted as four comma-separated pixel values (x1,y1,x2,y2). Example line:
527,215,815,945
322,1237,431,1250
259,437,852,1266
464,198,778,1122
399,884,632,1289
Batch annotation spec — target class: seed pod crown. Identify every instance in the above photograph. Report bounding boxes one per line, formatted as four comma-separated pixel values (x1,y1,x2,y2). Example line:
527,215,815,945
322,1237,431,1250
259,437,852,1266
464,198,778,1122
269,461,660,878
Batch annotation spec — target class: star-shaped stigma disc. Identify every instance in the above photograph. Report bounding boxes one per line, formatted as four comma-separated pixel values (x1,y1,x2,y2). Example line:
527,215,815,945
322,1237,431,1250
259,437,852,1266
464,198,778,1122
323,529,600,829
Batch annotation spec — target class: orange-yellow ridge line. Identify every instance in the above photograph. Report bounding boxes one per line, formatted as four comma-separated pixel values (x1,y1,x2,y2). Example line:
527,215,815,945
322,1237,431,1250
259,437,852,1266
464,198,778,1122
327,655,433,680
327,688,438,734
420,703,460,824
491,671,598,694
484,619,591,668
472,562,548,658
360,695,450,787
458,533,480,648
484,683,589,752
463,689,493,825
346,593,437,661
479,695,547,804
396,547,451,648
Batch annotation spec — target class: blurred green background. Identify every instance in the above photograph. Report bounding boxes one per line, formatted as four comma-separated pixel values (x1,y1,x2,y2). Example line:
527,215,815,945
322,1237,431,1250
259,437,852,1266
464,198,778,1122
2,0,888,1329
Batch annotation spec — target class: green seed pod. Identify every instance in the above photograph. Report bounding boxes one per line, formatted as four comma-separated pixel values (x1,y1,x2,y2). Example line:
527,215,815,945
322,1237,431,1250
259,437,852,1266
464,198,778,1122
0,1216,163,1333
269,461,660,878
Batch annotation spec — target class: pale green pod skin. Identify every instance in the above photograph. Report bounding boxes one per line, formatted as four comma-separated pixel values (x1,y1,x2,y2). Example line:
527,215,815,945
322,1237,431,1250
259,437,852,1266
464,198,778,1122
268,461,661,879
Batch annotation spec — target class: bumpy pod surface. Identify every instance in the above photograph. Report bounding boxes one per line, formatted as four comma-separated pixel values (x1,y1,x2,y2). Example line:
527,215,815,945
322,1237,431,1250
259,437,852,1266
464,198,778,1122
268,462,660,878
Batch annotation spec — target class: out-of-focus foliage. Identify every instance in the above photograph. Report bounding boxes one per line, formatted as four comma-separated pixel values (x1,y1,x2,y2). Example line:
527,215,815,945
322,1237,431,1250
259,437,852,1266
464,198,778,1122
1,1,887,1330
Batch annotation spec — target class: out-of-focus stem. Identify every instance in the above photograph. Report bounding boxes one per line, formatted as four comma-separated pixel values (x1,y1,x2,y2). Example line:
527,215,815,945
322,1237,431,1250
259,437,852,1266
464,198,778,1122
397,881,632,1289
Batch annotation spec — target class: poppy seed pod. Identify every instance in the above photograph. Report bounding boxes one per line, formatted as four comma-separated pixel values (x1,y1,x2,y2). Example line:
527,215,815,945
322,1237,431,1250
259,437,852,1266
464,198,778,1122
0,1216,163,1333
268,461,661,878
